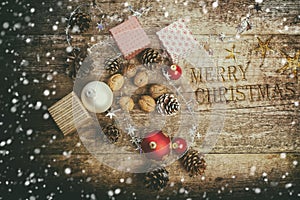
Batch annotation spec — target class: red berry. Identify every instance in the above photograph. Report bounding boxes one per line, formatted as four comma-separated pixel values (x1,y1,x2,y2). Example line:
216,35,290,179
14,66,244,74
141,130,171,161
167,65,182,80
172,137,187,155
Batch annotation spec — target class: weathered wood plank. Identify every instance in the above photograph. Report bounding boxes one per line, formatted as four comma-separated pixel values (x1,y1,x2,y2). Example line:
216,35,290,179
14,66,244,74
38,153,300,200
2,0,299,199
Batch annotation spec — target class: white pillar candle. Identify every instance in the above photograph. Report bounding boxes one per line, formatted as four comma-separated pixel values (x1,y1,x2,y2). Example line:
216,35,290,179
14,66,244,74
81,81,113,113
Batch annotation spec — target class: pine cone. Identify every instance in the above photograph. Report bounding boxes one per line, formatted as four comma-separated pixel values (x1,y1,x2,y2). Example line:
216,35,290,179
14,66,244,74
66,47,89,78
104,58,123,74
140,48,162,70
145,167,169,190
156,94,180,116
103,124,120,143
69,12,91,33
181,149,206,177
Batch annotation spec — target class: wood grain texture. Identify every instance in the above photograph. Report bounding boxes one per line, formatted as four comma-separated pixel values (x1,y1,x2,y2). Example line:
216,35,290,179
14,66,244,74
2,0,299,199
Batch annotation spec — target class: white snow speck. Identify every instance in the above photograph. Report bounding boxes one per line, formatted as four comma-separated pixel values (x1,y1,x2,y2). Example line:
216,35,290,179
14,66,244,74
262,172,267,177
66,46,73,53
3,22,9,29
294,101,299,106
64,168,71,175
35,101,42,110
12,98,18,104
179,188,185,194
26,129,33,136
34,148,41,154
43,89,50,96
29,196,36,200
125,177,132,184
24,180,30,186
255,0,263,3
26,38,31,43
10,106,17,113
0,141,5,147
250,166,256,175
108,190,114,197
46,74,53,81
30,8,35,13
285,183,292,189
89,194,96,200
114,188,121,195
52,25,58,31
23,79,29,85
293,160,298,166
43,113,49,120
280,153,286,159
164,11,169,18
6,139,12,145
212,1,218,8
254,188,261,194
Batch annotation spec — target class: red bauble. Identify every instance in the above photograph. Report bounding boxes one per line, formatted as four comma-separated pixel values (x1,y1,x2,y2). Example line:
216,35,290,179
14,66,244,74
172,137,187,155
167,65,182,80
141,130,171,161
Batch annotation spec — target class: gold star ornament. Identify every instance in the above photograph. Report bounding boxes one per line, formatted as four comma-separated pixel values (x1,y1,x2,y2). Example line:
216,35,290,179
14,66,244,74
225,44,240,61
276,50,300,76
254,37,273,59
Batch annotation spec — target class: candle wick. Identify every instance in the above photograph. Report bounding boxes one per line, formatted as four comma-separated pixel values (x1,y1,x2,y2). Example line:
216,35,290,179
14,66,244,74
86,88,96,98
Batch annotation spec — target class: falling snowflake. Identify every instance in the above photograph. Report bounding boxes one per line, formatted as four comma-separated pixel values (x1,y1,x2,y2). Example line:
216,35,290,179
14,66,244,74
105,109,121,119
162,68,171,80
96,22,104,31
125,124,137,137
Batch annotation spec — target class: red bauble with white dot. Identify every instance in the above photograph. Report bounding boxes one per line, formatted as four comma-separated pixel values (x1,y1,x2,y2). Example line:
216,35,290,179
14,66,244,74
172,137,187,155
167,64,182,80
141,130,171,161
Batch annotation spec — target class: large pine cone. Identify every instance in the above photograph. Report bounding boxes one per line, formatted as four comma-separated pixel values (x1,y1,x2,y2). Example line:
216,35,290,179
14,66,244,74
156,94,180,116
140,48,162,70
181,149,206,177
145,167,169,190
103,124,120,143
69,12,91,33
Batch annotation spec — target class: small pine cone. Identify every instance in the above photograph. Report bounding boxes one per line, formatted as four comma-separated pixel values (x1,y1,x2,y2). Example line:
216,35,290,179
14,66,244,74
103,124,120,143
140,48,162,70
181,149,206,176
145,167,169,190
104,58,123,74
69,12,91,33
66,47,88,78
156,94,180,116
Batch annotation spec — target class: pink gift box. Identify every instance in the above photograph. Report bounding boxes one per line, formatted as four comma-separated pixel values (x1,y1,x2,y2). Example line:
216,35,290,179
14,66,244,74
156,19,198,62
110,17,150,60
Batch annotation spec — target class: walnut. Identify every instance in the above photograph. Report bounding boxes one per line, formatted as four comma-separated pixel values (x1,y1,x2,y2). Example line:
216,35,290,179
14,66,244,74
134,71,148,87
138,95,156,113
149,84,168,99
107,74,124,91
122,64,137,78
119,96,134,112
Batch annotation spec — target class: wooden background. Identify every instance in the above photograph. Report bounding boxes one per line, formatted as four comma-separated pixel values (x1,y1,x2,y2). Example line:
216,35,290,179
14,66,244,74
0,0,299,199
